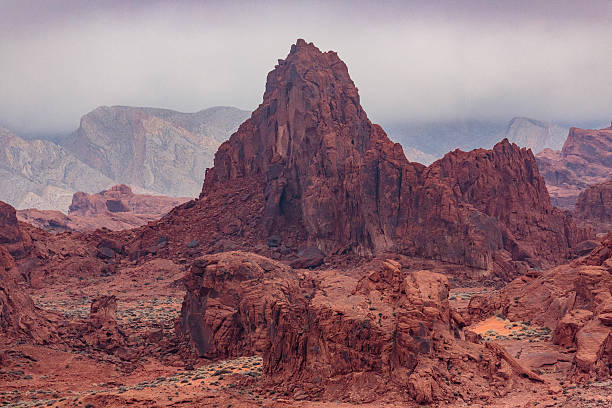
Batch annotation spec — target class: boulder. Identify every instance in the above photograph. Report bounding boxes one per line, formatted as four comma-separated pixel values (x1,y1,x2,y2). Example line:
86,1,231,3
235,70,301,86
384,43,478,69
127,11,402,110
290,247,325,268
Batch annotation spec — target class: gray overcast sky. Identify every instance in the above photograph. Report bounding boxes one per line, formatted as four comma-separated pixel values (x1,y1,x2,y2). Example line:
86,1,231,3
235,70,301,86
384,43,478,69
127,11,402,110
1,0,611,134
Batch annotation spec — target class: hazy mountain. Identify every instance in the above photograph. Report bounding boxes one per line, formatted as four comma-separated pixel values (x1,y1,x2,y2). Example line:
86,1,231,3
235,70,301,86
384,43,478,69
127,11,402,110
384,117,572,159
0,126,115,211
384,119,507,157
503,117,567,153
0,106,249,211
59,106,250,198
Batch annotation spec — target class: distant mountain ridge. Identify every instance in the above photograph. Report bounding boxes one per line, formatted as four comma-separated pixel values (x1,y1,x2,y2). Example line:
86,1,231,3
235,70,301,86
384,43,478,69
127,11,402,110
60,105,250,197
0,126,116,211
385,116,572,159
0,106,250,211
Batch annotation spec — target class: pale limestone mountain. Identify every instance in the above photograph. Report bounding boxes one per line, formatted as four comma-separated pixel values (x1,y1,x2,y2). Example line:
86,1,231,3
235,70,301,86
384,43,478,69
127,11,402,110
503,117,568,154
0,126,116,211
60,106,250,197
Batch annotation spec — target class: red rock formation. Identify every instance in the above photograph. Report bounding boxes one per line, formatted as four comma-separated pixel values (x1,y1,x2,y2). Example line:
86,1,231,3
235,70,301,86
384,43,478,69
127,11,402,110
17,185,189,232
0,246,56,343
537,124,612,208
132,39,588,279
0,200,30,257
177,251,299,359
177,251,544,404
82,295,128,354
574,178,612,234
468,232,612,380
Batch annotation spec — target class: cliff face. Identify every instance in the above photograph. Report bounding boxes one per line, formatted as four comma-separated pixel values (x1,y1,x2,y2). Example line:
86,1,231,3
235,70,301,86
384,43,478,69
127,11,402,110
537,124,612,208
62,106,249,198
574,178,612,234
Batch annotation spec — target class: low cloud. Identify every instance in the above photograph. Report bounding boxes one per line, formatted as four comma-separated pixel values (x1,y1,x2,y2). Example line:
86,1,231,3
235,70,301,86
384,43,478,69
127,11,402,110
1,0,611,134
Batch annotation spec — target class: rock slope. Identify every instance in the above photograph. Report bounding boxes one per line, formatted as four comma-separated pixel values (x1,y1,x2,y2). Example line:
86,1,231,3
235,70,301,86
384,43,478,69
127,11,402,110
574,178,612,234
61,106,249,197
503,117,567,154
537,123,612,208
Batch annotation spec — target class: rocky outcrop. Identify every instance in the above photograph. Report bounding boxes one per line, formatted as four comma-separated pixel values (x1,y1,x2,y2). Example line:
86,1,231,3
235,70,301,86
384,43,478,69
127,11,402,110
468,232,612,380
18,185,188,232
83,296,127,354
177,252,299,359
412,140,587,273
136,40,588,279
178,251,543,404
574,178,612,234
61,106,249,198
0,201,26,255
537,124,612,208
0,246,55,343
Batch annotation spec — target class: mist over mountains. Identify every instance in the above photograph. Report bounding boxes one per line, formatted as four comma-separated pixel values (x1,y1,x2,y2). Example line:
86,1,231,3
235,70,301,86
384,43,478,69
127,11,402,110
0,103,605,212
0,106,249,211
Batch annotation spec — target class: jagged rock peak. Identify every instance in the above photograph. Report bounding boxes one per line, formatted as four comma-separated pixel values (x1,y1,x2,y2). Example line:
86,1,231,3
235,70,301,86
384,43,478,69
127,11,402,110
202,39,408,255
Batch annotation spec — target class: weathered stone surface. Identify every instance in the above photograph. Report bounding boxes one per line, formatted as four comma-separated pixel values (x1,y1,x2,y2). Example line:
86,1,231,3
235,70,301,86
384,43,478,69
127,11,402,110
0,246,55,343
177,251,298,359
289,247,325,269
574,178,612,234
469,232,612,380
0,200,26,256
178,252,543,403
82,296,127,354
537,124,612,208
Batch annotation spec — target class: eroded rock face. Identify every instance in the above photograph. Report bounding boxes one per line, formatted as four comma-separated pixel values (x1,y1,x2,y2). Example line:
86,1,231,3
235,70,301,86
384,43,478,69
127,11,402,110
537,124,612,208
469,233,612,380
178,252,543,403
0,246,55,343
0,201,26,256
132,40,588,279
574,179,612,234
83,295,127,354
177,251,299,359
